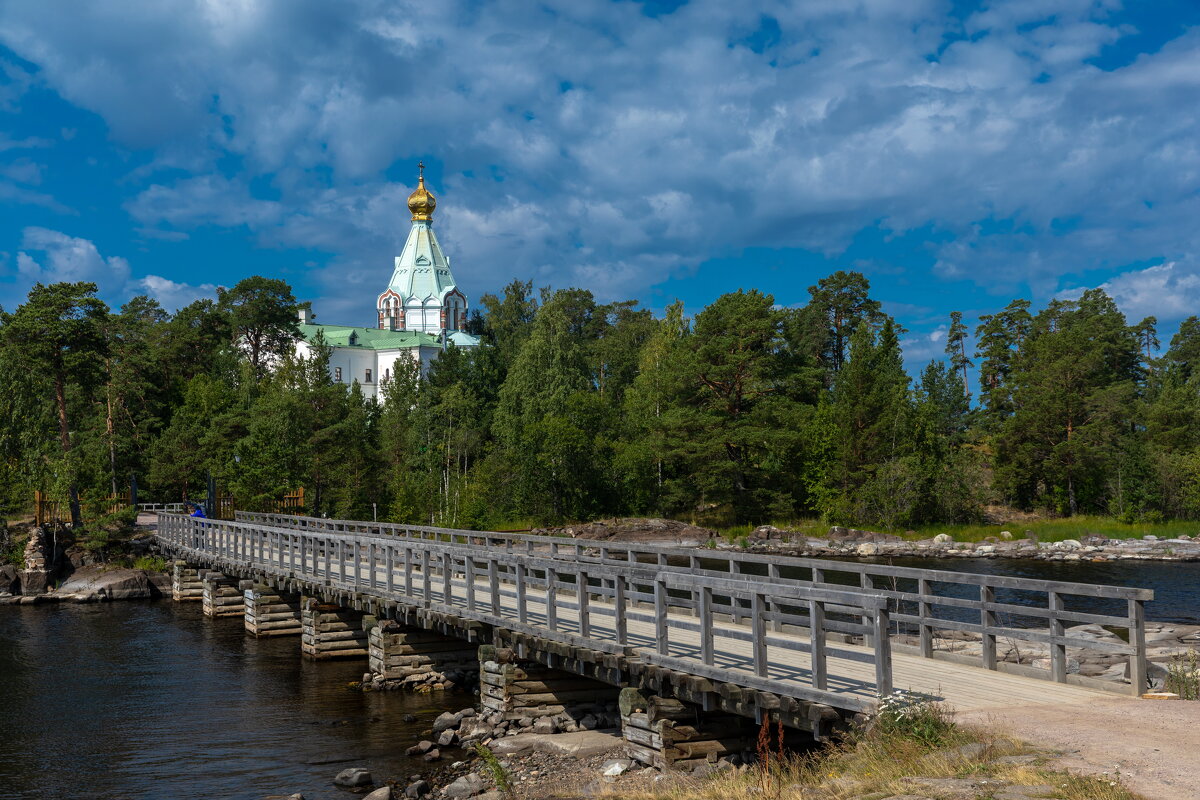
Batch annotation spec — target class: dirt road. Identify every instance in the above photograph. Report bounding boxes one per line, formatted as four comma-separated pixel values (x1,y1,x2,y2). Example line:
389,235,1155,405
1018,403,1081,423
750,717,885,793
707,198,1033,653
960,697,1199,800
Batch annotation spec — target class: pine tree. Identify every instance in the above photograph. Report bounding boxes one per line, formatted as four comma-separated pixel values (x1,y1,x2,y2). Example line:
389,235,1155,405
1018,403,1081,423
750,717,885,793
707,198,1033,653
945,311,973,400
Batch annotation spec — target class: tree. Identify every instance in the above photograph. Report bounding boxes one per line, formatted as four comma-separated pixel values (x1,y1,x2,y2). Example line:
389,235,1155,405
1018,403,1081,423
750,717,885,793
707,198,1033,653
945,311,972,400
803,270,885,377
0,283,108,526
975,299,1032,429
217,276,300,377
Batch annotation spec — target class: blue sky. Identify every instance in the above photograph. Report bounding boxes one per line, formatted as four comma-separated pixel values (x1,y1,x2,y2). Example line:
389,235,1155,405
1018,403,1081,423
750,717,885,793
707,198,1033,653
2,0,1199,373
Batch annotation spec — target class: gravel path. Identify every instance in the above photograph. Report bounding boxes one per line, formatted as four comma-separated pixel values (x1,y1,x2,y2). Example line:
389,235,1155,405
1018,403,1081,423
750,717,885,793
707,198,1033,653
960,698,1200,800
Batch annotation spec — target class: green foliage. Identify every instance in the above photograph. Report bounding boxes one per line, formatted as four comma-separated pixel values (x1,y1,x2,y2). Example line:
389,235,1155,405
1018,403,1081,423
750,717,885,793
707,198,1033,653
133,555,168,573
1165,650,1199,700
473,743,513,794
874,691,961,749
7,270,1200,535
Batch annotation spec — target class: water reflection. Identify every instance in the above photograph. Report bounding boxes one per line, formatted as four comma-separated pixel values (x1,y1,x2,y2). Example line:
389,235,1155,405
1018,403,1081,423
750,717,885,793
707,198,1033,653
0,601,462,800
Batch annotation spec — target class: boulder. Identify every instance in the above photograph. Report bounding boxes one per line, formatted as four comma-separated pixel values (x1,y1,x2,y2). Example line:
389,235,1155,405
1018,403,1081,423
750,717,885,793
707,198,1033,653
0,564,18,594
443,773,486,799
1057,539,1082,550
420,748,440,762
405,740,434,756
601,759,631,777
55,565,153,600
404,780,431,798
333,768,373,788
932,533,954,545
999,530,1013,540
17,569,49,596
363,788,392,800
433,711,460,732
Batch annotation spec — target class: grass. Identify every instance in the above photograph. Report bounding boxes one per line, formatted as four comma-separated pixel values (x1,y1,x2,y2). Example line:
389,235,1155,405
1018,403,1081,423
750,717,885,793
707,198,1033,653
713,515,1198,545
1164,649,1199,700
602,694,1144,800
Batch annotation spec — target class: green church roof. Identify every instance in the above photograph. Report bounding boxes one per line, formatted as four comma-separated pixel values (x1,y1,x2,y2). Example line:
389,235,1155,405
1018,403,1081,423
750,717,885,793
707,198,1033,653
299,323,441,351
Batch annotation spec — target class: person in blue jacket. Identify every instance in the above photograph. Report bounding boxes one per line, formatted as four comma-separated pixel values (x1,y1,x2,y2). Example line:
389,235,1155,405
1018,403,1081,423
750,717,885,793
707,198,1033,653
188,502,206,518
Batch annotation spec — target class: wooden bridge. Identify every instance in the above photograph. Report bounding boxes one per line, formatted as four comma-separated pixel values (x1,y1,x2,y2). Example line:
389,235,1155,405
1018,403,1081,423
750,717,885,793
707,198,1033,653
155,512,1153,765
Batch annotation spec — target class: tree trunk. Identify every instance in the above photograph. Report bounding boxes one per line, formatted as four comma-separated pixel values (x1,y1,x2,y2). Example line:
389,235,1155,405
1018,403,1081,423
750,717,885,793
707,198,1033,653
55,371,82,527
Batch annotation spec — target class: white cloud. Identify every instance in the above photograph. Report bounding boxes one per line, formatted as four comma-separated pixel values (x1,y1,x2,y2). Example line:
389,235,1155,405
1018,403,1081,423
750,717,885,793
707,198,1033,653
14,227,131,287
135,274,217,311
1061,261,1200,322
0,0,1198,312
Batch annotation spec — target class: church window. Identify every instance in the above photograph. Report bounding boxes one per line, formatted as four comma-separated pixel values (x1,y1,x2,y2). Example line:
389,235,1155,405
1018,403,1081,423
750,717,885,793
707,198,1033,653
384,368,390,382
365,368,373,383
349,331,358,346
334,367,342,382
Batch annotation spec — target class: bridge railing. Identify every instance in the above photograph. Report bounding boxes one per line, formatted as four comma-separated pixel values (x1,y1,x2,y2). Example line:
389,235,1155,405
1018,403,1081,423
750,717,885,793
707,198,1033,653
233,511,1153,695
158,513,893,711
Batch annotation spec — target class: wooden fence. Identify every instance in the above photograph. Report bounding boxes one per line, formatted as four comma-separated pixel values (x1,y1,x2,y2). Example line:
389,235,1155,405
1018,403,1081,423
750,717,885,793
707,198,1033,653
34,490,132,526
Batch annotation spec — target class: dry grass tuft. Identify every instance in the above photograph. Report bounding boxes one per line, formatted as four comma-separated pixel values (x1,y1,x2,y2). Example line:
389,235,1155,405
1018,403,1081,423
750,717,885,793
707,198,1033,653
600,698,1146,800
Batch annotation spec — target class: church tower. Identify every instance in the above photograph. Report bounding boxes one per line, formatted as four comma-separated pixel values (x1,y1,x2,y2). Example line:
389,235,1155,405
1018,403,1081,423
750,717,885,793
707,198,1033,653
377,163,469,335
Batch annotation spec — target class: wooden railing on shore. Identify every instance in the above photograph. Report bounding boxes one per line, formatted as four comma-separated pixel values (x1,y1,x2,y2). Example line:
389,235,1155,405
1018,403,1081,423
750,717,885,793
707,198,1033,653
158,513,896,711
234,511,1154,695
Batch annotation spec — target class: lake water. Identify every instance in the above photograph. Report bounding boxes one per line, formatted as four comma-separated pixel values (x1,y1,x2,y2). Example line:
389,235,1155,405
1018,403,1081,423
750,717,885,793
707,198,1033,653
0,600,461,800
1,558,1196,800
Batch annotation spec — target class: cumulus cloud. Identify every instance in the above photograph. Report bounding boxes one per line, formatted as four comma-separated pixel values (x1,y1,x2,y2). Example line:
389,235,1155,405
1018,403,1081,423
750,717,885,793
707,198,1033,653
1061,261,1200,322
13,226,130,287
135,274,217,311
0,0,1198,315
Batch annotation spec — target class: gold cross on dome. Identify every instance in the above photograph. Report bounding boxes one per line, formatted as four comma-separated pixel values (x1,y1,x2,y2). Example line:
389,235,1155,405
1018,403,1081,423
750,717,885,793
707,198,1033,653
418,161,425,179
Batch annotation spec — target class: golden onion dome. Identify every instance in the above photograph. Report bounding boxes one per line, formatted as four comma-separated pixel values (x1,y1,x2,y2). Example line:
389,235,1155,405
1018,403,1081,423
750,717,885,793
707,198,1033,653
407,161,436,221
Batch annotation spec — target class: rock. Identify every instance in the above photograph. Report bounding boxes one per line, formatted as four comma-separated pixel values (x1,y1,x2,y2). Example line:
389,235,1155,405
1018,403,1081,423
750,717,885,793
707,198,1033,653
0,565,18,594
433,711,460,732
532,718,555,735
976,545,996,554
490,730,624,758
999,530,1013,540
932,533,954,545
404,780,431,798
420,748,440,762
601,759,631,777
475,792,504,800
333,768,373,788
856,542,879,556
363,788,392,800
1057,539,1082,550
437,729,456,746
944,741,989,759
443,773,486,799
405,740,435,756
55,565,154,600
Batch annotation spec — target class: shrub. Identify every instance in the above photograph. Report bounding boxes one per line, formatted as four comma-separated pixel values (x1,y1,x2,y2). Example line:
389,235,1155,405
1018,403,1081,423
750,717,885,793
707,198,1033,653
874,690,961,749
1165,650,1199,700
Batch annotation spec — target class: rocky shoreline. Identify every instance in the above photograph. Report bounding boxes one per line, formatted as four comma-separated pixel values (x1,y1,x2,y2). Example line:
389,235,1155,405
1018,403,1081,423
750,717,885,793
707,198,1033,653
744,524,1200,562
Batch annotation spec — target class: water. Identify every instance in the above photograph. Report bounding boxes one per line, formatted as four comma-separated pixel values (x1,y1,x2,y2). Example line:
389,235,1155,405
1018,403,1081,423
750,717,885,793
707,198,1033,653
692,555,1200,627
1,559,1197,800
0,601,462,800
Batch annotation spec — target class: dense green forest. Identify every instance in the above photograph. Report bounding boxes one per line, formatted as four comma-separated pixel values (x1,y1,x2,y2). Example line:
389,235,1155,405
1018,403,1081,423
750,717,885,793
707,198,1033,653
4,271,1200,532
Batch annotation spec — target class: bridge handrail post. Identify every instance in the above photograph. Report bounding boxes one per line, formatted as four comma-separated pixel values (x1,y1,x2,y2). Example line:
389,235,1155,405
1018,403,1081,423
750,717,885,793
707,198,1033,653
874,603,893,698
654,577,668,656
1048,590,1066,681
516,562,528,624
368,542,377,590
488,558,499,614
699,585,713,666
577,570,590,639
809,598,827,690
465,554,476,612
1128,597,1148,695
768,563,782,631
422,550,431,602
614,575,627,645
981,583,997,670
752,591,767,678
404,547,413,596
918,577,933,658
442,552,452,606
386,545,395,595
546,567,558,630
860,573,874,647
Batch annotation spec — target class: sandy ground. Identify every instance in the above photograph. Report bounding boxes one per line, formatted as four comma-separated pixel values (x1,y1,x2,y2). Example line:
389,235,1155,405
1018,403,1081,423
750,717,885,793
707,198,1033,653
960,698,1200,800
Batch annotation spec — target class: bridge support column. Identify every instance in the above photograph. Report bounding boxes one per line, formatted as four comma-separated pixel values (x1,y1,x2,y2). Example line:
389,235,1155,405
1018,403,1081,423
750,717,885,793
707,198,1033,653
619,687,759,771
475,645,620,735
200,571,244,617
171,561,203,602
243,582,302,637
301,598,369,659
365,620,479,691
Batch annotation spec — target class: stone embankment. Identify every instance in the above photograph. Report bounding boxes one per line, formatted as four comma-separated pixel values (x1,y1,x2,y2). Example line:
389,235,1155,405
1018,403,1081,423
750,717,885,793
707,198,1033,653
748,524,1200,561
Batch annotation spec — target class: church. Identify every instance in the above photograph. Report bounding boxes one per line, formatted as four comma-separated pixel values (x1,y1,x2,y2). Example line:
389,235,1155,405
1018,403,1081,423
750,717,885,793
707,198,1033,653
295,164,481,399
